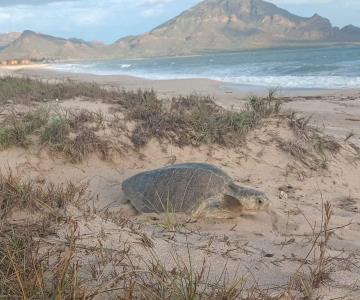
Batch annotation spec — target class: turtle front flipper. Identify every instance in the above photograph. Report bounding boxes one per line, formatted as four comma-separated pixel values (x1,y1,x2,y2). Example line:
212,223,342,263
192,195,235,219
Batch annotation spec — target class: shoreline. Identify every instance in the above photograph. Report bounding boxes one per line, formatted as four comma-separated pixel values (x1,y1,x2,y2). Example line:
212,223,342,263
0,63,49,71
2,65,353,97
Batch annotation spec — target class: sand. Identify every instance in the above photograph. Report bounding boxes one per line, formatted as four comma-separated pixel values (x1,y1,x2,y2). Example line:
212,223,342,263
1,67,360,298
11,66,360,146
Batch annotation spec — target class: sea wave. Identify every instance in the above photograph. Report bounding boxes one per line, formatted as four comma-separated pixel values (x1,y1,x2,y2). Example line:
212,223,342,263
127,72,360,89
49,63,360,89
211,75,360,89
118,64,132,68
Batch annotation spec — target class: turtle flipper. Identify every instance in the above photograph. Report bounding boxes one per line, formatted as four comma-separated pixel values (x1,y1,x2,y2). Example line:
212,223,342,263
192,196,234,219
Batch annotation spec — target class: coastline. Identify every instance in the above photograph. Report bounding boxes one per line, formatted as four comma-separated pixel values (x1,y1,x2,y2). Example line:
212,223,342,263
3,65,350,98
0,63,49,71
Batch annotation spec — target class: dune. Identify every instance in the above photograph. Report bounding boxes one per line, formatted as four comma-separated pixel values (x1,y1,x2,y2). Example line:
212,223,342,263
0,75,359,299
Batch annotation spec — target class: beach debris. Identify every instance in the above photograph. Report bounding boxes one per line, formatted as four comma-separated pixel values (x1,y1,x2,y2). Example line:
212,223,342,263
279,191,288,200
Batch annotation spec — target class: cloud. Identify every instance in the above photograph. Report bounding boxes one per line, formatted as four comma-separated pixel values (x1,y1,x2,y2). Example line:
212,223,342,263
266,0,360,4
272,0,333,3
137,0,176,17
0,0,78,6
0,0,174,7
140,0,174,6
0,6,33,22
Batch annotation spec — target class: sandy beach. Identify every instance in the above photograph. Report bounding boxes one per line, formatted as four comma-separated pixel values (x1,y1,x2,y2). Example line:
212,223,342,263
1,67,360,299
9,65,360,145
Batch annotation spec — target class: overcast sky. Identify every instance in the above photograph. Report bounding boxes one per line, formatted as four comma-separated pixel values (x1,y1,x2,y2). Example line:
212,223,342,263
0,0,358,43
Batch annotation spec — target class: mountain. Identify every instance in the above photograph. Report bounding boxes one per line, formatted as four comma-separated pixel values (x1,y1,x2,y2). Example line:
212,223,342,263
339,25,360,42
112,0,360,57
0,30,109,60
1,0,360,60
0,32,21,48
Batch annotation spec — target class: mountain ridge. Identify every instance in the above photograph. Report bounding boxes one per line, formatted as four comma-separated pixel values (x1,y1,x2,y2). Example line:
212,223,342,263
0,30,109,60
112,0,360,58
0,32,21,49
1,0,360,60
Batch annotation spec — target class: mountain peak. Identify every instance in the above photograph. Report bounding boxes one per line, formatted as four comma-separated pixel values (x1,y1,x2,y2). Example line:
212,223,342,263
118,0,354,58
0,30,105,60
1,0,360,60
21,30,37,37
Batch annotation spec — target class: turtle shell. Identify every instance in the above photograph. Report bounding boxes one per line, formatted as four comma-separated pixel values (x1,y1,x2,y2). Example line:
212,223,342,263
122,163,232,213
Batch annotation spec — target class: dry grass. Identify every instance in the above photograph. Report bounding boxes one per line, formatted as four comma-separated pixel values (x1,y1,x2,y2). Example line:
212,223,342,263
0,170,87,220
118,90,282,148
288,114,340,154
0,105,111,162
0,76,121,104
0,77,342,165
44,125,110,163
276,113,341,170
0,172,90,298
0,225,86,299
288,202,343,299
0,168,352,300
347,142,360,164
0,225,260,300
0,78,355,298
0,108,49,149
0,77,286,160
125,246,248,300
158,195,179,232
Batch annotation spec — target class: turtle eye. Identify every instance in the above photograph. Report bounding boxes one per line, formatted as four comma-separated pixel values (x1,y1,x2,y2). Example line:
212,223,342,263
257,198,264,205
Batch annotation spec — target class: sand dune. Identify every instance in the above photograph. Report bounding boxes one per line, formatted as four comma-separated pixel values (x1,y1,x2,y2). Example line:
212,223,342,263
0,73,359,299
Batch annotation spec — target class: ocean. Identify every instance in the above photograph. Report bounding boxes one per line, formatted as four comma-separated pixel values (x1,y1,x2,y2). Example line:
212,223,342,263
51,46,360,89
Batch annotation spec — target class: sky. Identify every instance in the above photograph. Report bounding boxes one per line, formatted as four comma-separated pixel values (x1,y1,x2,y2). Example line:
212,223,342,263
0,0,359,44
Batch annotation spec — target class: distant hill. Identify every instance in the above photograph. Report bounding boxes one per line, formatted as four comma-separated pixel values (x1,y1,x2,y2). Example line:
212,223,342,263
112,0,360,57
0,32,21,48
1,0,360,60
0,30,109,60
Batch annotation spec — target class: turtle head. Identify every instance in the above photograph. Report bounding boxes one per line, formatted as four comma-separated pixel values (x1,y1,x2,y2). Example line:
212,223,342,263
223,183,270,215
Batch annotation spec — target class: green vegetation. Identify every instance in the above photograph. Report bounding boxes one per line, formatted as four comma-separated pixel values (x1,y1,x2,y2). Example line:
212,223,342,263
0,76,120,103
0,77,353,299
50,127,110,163
0,108,49,148
0,77,284,157
0,105,110,162
116,90,282,148
0,76,344,169
40,115,70,144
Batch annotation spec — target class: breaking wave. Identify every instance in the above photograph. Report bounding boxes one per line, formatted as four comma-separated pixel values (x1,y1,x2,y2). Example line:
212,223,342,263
50,46,360,89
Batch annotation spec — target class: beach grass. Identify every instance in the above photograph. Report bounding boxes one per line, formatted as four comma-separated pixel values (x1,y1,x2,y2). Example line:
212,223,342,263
0,76,120,103
0,76,356,299
0,76,343,168
0,174,344,300
0,76,282,151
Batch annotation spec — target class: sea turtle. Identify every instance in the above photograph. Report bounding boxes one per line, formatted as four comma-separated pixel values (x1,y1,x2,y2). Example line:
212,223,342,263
122,163,270,218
